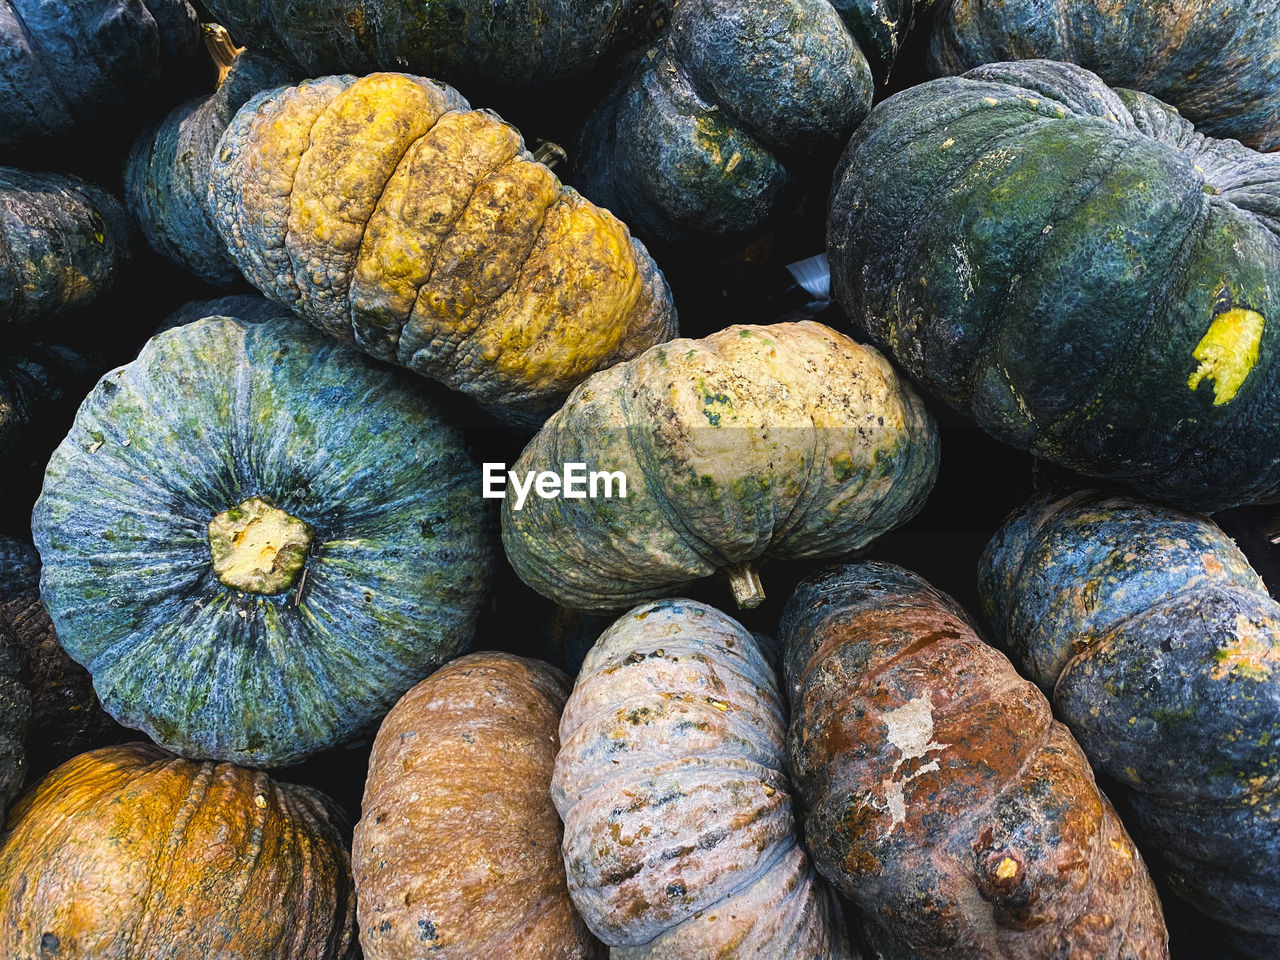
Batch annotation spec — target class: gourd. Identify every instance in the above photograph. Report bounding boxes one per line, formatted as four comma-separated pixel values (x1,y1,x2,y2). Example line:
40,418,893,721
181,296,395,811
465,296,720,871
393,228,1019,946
782,562,1169,959
0,616,28,818
929,0,1280,151
157,293,283,332
979,489,1280,960
32,315,492,767
552,598,854,958
0,742,358,959
501,320,939,612
828,59,1280,512
354,651,603,959
209,71,676,426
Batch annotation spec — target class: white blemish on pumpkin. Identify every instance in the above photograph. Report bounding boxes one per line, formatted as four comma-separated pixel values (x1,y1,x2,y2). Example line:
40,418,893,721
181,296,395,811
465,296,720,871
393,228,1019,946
880,696,949,833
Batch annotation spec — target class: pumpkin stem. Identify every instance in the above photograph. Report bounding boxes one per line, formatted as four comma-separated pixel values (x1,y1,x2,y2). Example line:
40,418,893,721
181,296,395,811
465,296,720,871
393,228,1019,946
532,140,568,171
726,562,765,610
209,496,313,595
202,23,243,85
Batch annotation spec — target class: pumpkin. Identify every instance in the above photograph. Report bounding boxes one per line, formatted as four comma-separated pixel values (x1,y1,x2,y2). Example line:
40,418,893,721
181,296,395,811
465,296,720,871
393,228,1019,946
157,293,284,333
354,651,602,959
979,489,1280,960
929,0,1280,152
0,742,358,958
552,598,854,957
781,562,1168,959
31,314,492,767
828,59,1280,512
501,320,939,612
0,616,28,818
0,341,103,469
208,71,676,426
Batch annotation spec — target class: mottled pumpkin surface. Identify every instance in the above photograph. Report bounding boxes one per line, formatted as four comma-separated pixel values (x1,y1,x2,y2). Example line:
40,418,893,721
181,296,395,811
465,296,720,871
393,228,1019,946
0,742,358,959
354,651,602,959
502,321,939,612
209,71,676,425
32,315,492,767
553,599,853,957
782,562,1168,959
829,60,1280,511
981,490,1280,959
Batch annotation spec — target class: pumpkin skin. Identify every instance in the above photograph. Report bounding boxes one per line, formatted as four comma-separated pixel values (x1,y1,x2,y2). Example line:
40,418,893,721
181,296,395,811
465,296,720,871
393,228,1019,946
0,616,28,818
552,598,854,958
0,742,358,959
209,72,676,426
354,651,603,959
828,59,1280,512
501,320,939,612
979,490,1280,959
157,293,284,333
31,315,492,767
782,562,1168,959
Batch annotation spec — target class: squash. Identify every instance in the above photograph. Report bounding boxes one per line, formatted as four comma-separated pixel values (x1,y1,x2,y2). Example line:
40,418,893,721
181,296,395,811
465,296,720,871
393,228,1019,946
208,71,676,426
552,598,854,957
354,651,603,959
979,489,1280,960
0,742,358,959
828,59,1280,512
157,293,284,333
0,341,103,469
782,561,1168,959
501,320,939,612
31,315,492,767
929,0,1280,152
0,616,28,819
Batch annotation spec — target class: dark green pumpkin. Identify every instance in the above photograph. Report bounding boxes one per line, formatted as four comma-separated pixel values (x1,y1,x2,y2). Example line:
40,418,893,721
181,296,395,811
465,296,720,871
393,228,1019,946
0,615,28,819
0,342,102,468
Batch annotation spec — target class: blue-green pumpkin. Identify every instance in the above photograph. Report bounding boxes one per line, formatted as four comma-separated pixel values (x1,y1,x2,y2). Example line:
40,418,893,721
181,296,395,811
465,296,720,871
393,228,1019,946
32,315,493,768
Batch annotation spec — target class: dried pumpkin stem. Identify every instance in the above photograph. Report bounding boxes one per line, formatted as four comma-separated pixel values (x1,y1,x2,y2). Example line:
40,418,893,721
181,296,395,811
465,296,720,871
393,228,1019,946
202,23,243,85
209,496,312,595
726,562,765,610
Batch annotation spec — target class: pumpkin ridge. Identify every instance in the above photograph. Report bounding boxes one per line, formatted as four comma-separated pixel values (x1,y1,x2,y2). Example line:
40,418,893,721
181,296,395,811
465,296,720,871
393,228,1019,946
1,0,73,124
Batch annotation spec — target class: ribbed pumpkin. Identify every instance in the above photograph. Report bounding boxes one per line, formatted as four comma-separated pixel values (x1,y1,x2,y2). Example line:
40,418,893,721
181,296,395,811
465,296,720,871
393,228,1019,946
0,742,358,959
32,315,492,767
980,490,1280,960
0,616,28,818
502,320,939,612
552,598,854,957
829,59,1280,512
208,71,676,426
354,651,602,959
782,562,1168,959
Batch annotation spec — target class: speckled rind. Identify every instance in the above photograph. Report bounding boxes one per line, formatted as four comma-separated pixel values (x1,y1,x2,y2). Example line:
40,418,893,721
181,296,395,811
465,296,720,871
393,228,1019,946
552,598,855,958
782,562,1168,960
31,315,493,767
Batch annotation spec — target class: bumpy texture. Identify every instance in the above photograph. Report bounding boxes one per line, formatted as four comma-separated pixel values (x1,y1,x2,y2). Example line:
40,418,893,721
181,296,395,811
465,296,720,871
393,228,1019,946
828,60,1280,512
980,490,1280,960
0,616,28,818
502,321,939,612
930,0,1280,151
0,743,358,959
209,72,676,425
553,599,855,958
782,562,1168,959
32,315,492,767
354,652,603,960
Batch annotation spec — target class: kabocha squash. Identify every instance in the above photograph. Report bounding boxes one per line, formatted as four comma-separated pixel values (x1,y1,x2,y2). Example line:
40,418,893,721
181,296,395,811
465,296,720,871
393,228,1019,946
502,320,939,612
0,342,102,468
552,599,854,958
32,315,492,767
828,60,1280,512
208,71,676,425
980,490,1280,960
354,651,602,959
0,618,28,818
930,0,1280,151
157,293,283,333
0,742,358,959
782,562,1168,959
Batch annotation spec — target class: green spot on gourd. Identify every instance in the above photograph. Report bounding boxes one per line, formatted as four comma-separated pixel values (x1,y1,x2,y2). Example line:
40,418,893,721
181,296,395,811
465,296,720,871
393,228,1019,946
831,453,854,482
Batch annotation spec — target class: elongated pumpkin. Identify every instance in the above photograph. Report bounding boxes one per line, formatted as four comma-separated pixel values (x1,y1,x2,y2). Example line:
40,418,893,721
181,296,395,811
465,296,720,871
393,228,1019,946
782,562,1168,959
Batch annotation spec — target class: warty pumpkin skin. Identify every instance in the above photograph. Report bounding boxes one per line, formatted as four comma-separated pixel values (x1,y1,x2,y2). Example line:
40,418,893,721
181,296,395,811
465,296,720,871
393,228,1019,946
782,562,1168,960
980,490,1280,959
31,315,492,767
208,71,676,426
552,598,855,958
354,651,603,959
501,320,939,612
828,59,1280,512
0,742,358,959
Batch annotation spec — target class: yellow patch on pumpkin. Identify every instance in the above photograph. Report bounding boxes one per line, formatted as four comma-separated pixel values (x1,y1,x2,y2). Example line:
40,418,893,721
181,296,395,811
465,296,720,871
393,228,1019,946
1187,307,1265,405
1211,615,1280,681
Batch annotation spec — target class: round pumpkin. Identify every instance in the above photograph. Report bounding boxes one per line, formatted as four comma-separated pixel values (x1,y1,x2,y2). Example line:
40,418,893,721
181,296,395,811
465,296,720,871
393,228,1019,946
828,59,1280,512
31,314,492,767
552,598,854,957
0,615,28,819
782,562,1168,959
501,320,939,612
979,489,1280,959
0,742,358,959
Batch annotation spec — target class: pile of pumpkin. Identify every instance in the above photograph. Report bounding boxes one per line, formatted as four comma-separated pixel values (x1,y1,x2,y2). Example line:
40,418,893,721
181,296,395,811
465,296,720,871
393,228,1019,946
0,0,1276,958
